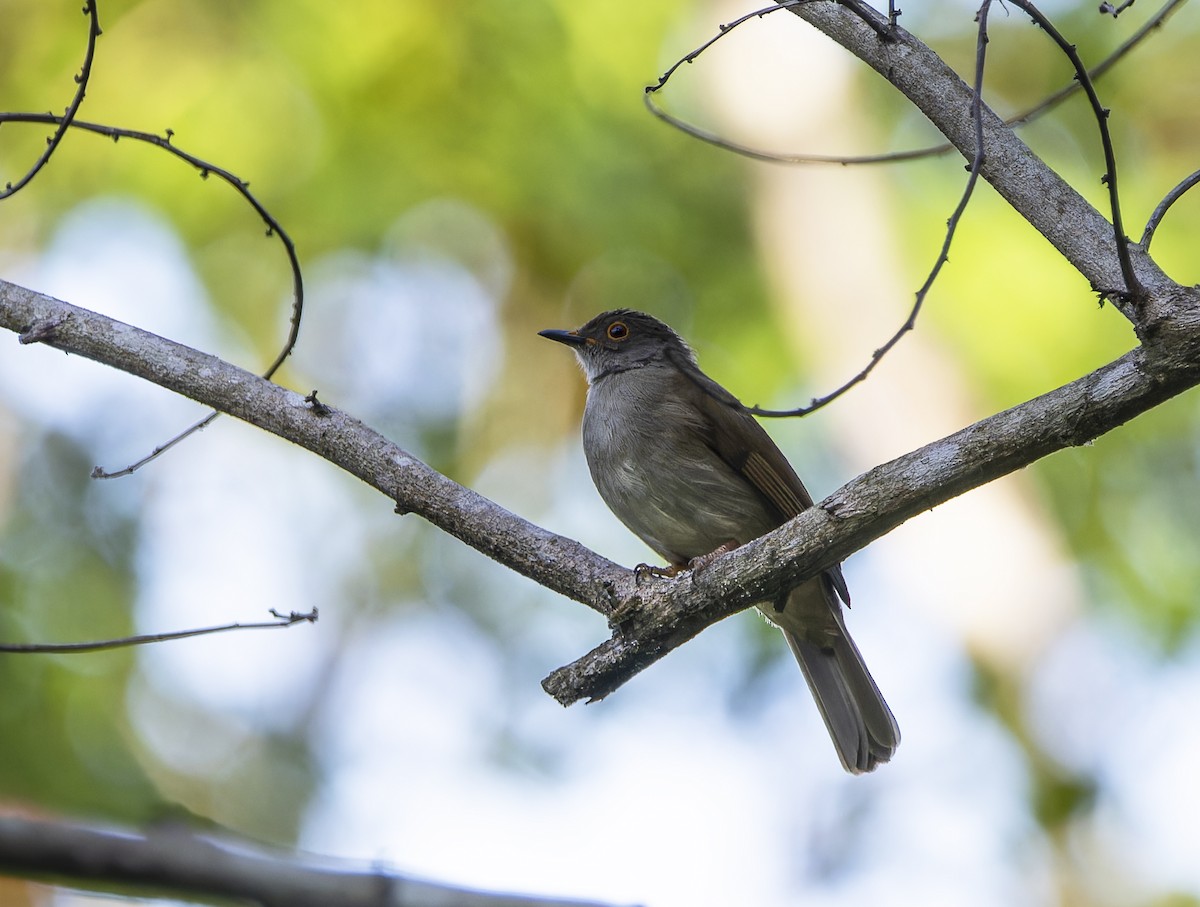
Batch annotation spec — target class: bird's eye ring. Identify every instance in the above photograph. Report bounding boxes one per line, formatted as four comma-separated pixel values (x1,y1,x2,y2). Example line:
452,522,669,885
607,321,629,341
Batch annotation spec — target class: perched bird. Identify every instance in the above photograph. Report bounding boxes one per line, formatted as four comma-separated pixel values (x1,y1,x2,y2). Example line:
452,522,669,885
539,309,899,773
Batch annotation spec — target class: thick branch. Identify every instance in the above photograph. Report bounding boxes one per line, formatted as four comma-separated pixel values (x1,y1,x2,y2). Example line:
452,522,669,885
0,278,629,618
0,815,621,907
5,277,1200,707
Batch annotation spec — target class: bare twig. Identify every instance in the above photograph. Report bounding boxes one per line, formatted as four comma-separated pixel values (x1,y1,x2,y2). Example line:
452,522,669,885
0,610,316,655
1008,0,1185,130
1141,167,1200,249
644,0,808,97
644,0,1184,168
1100,0,1140,17
752,0,995,418
1008,0,1140,301
0,1,100,201
0,114,305,478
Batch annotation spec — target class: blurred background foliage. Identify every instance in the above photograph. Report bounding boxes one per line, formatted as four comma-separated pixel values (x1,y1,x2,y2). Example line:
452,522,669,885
1,1,1200,905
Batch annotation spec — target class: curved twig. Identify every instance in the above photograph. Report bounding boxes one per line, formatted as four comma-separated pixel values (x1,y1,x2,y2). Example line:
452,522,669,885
1008,0,1140,301
644,0,1185,168
645,0,808,97
0,1,100,200
752,0,995,418
1141,167,1200,249
0,114,305,477
1008,0,1185,129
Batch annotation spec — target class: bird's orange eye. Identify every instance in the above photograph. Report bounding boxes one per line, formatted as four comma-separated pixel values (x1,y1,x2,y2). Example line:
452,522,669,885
607,321,629,340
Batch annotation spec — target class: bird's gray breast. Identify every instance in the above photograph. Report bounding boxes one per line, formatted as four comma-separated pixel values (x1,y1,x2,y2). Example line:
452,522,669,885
581,366,775,564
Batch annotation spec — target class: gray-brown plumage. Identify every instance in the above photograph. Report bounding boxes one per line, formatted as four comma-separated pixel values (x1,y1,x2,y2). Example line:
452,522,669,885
539,309,899,773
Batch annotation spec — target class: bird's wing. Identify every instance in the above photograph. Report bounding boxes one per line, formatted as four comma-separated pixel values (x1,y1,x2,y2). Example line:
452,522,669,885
682,362,852,607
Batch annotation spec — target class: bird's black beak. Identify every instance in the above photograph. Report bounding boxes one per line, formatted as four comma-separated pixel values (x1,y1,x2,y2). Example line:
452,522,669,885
538,328,587,347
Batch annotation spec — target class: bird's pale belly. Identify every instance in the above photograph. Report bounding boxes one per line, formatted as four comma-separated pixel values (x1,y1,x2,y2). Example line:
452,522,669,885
587,446,776,565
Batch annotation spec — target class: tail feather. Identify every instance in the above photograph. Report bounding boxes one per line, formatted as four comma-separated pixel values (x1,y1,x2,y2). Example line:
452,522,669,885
784,629,900,774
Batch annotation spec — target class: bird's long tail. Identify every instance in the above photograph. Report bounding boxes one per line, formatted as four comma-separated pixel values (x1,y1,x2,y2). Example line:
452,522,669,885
784,626,900,774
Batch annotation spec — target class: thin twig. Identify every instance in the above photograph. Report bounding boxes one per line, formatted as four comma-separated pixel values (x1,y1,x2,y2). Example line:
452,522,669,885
1008,0,1140,301
644,0,1184,168
0,610,317,654
834,0,895,41
1100,0,1140,16
0,1,100,200
644,0,809,96
1141,167,1200,249
1007,0,1185,129
751,0,994,417
0,114,305,477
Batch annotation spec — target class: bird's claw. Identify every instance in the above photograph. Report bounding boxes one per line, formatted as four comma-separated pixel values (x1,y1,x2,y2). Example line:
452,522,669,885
633,562,682,585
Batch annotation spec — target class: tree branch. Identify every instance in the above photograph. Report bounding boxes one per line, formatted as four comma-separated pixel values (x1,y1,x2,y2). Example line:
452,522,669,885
0,815,623,907
5,270,1200,706
0,278,628,620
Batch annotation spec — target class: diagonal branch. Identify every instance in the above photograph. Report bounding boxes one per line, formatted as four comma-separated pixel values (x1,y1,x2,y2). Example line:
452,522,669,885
0,278,628,620
5,271,1200,706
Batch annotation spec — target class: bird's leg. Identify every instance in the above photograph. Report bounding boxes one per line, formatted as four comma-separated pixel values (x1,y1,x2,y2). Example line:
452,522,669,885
685,540,740,573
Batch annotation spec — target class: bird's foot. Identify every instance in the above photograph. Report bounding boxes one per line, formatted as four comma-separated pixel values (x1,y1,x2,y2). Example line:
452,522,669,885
633,562,684,585
616,562,685,628
685,540,740,573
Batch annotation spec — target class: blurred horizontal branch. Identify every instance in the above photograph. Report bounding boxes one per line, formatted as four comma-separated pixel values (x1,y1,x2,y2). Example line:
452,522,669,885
0,814,623,907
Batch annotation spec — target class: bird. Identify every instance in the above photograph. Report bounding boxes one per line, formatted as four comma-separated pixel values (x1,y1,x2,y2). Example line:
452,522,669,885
539,309,899,773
